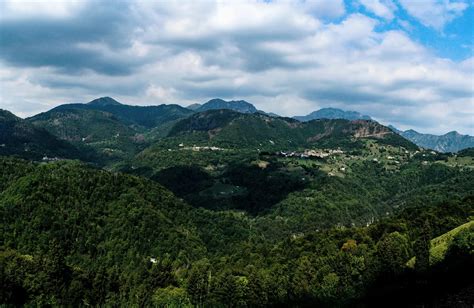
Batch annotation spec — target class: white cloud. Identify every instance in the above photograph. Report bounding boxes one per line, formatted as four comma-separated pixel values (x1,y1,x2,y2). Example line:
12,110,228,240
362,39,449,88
399,0,469,30
359,0,397,20
0,0,86,20
296,0,346,19
0,0,472,134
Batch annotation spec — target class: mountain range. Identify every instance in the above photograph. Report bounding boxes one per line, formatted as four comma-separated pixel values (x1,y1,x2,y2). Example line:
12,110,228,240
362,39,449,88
294,107,372,122
50,97,193,128
389,126,474,153
1,97,473,306
167,109,414,150
0,97,420,165
191,98,258,113
1,97,471,156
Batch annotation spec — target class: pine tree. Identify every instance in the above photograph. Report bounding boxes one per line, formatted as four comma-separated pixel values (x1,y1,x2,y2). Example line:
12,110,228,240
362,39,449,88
414,220,431,272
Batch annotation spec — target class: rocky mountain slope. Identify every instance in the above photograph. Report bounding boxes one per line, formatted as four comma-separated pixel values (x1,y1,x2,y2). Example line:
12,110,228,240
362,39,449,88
168,109,416,150
390,126,474,152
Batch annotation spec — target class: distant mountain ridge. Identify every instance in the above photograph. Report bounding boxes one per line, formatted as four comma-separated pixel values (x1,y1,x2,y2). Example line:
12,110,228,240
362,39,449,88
28,108,136,143
389,126,474,153
7,96,472,154
168,109,416,150
24,97,196,163
50,97,193,128
87,96,123,106
195,98,258,113
186,103,202,111
294,107,372,122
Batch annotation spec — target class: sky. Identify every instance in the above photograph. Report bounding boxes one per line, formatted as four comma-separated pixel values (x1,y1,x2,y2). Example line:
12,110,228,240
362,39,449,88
0,0,473,135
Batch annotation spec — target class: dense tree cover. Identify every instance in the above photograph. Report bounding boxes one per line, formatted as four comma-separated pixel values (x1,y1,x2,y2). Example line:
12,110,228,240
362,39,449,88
458,147,474,157
28,108,148,163
1,107,473,306
1,155,473,306
52,98,194,129
0,109,83,160
168,109,412,151
9,105,419,171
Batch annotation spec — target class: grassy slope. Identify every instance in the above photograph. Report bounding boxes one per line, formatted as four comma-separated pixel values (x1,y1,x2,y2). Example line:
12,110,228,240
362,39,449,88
407,220,474,268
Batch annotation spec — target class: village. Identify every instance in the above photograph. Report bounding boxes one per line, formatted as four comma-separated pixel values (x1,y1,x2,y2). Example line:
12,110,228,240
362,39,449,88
274,148,344,159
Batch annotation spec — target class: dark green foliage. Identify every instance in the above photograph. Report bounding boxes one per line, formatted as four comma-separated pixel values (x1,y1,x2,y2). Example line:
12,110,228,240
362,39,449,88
457,147,474,157
186,259,211,306
53,99,194,128
376,232,410,277
0,109,82,160
444,226,474,268
28,108,137,143
28,108,148,163
152,165,214,196
1,159,206,265
1,124,472,307
167,109,416,150
414,220,432,272
223,161,308,213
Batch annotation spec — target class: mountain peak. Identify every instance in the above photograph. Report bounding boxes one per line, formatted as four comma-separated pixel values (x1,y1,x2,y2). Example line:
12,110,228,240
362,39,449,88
394,128,474,153
186,103,202,111
0,109,20,122
294,107,371,122
87,97,122,106
198,98,258,113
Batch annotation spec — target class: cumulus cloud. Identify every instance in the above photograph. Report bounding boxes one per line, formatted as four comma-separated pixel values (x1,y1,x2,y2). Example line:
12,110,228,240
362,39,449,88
0,0,472,134
359,0,397,20
398,0,469,30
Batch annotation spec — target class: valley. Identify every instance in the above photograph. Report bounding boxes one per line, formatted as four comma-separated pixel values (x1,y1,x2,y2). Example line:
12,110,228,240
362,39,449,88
1,97,473,307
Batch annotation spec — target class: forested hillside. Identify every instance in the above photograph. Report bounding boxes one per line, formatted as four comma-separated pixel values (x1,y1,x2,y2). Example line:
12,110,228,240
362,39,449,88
0,109,82,160
2,152,473,306
28,108,148,163
1,104,473,306
51,97,194,128
167,109,415,150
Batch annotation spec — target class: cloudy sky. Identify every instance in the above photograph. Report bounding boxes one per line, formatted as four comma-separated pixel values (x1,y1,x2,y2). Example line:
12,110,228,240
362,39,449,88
0,0,473,134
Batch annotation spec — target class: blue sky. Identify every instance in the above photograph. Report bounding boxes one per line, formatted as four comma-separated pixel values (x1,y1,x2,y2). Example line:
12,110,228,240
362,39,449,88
347,0,473,61
0,0,472,134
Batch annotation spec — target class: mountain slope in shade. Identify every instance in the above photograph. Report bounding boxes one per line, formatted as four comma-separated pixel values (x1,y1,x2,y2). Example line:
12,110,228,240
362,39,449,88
197,98,258,113
87,96,123,107
186,103,202,111
27,108,147,162
28,108,137,143
390,126,474,153
0,109,81,160
294,107,372,122
51,97,194,128
167,109,417,150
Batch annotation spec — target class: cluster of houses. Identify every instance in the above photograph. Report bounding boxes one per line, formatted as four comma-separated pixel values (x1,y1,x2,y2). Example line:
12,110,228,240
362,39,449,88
42,156,61,162
178,143,223,151
275,149,344,159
